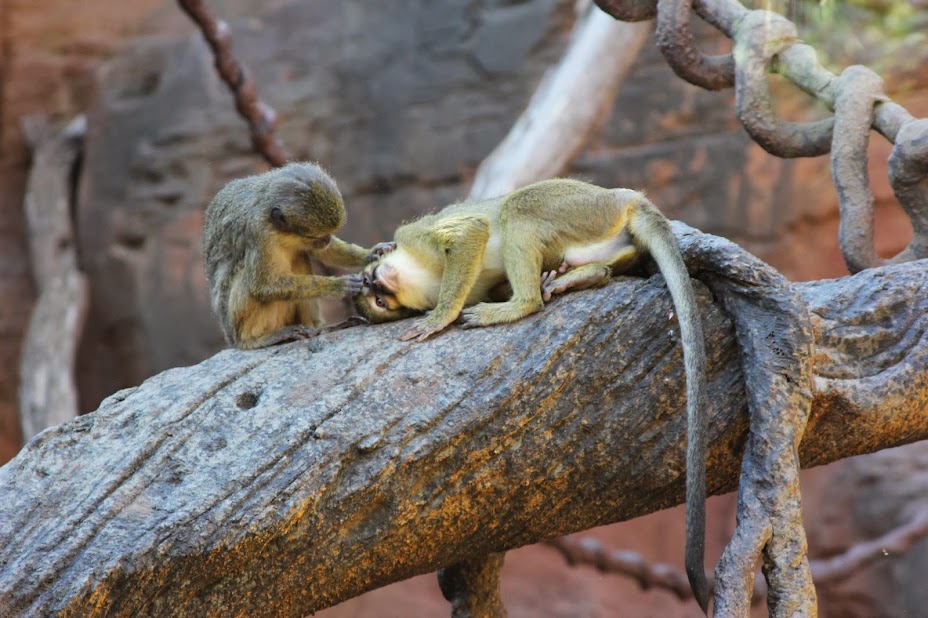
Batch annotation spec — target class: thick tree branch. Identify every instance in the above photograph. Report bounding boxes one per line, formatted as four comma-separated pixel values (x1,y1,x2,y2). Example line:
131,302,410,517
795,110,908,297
0,230,925,617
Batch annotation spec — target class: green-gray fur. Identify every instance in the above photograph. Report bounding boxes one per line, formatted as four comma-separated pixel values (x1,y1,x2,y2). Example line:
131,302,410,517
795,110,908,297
358,179,709,610
203,162,369,349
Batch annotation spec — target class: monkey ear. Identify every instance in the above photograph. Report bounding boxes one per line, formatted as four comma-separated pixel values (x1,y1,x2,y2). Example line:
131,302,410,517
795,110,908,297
270,206,289,232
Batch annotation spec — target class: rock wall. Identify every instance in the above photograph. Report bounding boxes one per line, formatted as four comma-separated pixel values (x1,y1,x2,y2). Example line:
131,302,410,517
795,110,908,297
0,0,272,462
0,0,178,463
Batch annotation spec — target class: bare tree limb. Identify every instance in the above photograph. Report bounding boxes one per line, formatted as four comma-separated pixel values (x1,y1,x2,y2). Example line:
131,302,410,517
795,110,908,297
812,507,928,586
177,0,291,167
468,8,652,200
547,506,928,603
17,115,89,440
544,536,696,601
0,227,925,617
438,553,507,618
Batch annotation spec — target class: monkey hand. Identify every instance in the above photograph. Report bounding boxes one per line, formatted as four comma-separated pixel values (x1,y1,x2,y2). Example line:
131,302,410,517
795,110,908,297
398,312,453,343
365,241,397,264
541,270,560,302
340,273,365,295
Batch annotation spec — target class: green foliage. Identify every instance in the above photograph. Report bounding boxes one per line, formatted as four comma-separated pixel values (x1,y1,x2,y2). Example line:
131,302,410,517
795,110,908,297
747,0,928,91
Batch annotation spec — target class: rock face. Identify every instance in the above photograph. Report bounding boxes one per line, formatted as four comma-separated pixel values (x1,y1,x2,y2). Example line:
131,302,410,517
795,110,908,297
0,0,268,463
0,0,171,465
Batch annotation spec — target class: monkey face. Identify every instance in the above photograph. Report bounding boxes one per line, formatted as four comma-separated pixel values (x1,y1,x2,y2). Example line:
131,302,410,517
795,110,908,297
353,287,418,324
354,261,418,324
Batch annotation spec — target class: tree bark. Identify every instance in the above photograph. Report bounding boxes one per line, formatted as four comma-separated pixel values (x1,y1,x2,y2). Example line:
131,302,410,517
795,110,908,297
0,230,925,618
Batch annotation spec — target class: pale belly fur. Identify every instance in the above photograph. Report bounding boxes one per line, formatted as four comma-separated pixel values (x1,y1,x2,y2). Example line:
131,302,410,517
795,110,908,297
563,234,633,268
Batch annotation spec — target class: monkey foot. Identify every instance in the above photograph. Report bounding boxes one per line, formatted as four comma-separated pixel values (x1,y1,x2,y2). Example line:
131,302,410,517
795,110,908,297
541,265,611,302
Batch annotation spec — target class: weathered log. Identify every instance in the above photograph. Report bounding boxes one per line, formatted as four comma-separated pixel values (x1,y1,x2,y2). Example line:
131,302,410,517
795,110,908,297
0,232,926,617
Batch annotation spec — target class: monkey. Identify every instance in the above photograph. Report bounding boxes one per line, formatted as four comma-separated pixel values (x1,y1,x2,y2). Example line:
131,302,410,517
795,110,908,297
203,161,390,350
354,178,710,612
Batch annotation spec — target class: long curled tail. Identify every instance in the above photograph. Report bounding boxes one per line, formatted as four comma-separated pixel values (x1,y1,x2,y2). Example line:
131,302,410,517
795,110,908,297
624,192,709,613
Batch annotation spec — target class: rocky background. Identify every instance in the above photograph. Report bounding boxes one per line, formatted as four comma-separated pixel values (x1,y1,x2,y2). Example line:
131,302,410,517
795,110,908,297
1,0,925,615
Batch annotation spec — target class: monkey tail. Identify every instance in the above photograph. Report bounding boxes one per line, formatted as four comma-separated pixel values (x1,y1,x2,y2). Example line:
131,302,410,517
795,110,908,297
625,194,710,614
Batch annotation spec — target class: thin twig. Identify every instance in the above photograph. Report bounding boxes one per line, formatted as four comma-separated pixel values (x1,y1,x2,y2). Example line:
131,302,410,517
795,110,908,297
177,0,291,167
546,506,928,604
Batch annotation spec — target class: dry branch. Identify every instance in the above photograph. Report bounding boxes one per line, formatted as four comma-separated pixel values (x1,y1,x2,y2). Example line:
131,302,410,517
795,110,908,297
0,228,926,617
17,116,89,440
468,8,651,199
177,0,291,167
547,506,928,604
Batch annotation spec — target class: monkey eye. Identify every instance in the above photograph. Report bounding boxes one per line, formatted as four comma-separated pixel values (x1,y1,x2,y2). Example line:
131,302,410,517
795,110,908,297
375,296,386,309
270,206,287,230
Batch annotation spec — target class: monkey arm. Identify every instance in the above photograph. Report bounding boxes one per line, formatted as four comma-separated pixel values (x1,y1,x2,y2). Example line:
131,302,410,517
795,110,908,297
251,273,361,302
315,236,370,268
398,215,490,342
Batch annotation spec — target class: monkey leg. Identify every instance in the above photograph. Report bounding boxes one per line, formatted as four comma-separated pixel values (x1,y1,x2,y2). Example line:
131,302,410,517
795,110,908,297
238,317,368,350
541,264,612,302
459,243,544,328
237,324,323,349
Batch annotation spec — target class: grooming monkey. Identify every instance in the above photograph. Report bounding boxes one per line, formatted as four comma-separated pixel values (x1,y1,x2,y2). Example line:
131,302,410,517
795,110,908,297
355,179,710,611
203,162,388,350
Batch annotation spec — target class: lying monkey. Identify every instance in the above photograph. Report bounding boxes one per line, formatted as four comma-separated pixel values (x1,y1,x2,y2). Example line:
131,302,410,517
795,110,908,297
203,162,387,350
354,178,710,612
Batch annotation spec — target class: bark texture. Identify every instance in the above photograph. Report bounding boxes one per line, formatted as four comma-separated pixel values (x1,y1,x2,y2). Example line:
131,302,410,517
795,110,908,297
0,230,925,617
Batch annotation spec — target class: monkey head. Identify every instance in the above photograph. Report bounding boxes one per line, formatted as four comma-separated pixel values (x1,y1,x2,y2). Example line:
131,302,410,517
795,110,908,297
353,258,419,324
266,162,347,246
